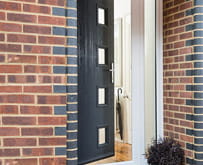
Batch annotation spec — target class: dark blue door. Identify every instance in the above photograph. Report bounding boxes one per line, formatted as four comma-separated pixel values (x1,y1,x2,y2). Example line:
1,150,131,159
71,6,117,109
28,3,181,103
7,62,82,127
78,0,114,164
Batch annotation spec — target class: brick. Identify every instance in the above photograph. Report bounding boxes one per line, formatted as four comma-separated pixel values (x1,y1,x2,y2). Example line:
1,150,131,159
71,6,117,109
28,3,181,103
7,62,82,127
180,1,192,10
54,106,66,115
67,9,77,18
168,105,179,111
164,44,173,50
180,17,192,26
39,158,66,165
180,78,193,83
174,41,184,48
8,34,36,43
23,25,51,34
38,0,65,6
173,85,184,90
174,99,185,104
174,70,185,76
22,128,53,136
39,76,66,84
174,127,185,134
38,56,66,64
0,95,34,104
24,86,52,93
4,138,37,146
168,21,178,28
55,147,66,155
168,35,179,43
180,62,193,69
0,34,5,41
180,135,193,143
0,65,22,73
39,66,52,73
185,150,193,158
55,127,66,135
53,27,66,35
169,64,179,69
180,92,193,98
0,105,18,114
0,128,19,136
53,46,66,55
168,78,178,83
0,54,5,62
39,138,66,145
174,27,184,34
38,16,65,25
39,36,65,45
20,106,52,115
174,56,184,62
15,0,36,2
38,96,66,104
39,76,52,83
0,1,21,11
0,12,5,20
174,12,184,19
168,50,178,56
53,7,66,16
2,117,36,125
164,30,173,36
169,119,179,125
5,159,37,165
0,44,21,53
24,45,51,54
8,75,36,83
180,32,192,40
38,117,66,125
180,47,192,54
0,149,20,157
24,65,51,73
0,23,21,32
8,55,37,64
174,113,185,119
54,76,66,83
0,86,22,93
23,4,50,14
23,148,53,156
180,120,193,128
7,13,37,23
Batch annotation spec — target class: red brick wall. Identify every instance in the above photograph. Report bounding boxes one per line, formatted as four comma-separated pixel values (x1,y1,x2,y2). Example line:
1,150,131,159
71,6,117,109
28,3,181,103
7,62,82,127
0,0,68,164
163,0,194,163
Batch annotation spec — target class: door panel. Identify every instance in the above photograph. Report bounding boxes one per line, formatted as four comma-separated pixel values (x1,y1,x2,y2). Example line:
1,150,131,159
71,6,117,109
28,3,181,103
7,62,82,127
78,0,114,164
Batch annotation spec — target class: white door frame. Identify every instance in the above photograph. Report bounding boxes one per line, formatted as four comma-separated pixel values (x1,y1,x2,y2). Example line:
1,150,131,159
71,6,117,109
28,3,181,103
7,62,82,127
103,0,163,164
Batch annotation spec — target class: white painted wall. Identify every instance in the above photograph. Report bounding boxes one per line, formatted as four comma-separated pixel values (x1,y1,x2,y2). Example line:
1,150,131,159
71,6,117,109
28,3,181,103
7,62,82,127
114,0,132,144
114,0,131,19
144,0,156,148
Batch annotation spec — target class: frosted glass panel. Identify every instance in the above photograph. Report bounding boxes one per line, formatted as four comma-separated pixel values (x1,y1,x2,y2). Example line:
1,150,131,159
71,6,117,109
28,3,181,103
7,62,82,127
98,8,105,24
98,128,106,145
98,88,105,104
98,48,105,64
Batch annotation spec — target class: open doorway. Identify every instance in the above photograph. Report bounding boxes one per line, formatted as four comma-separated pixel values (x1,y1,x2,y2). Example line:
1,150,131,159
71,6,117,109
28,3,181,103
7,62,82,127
78,0,161,164
88,0,132,164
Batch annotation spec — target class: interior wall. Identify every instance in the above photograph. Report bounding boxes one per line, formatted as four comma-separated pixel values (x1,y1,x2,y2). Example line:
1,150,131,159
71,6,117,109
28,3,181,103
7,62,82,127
114,0,131,19
114,0,132,144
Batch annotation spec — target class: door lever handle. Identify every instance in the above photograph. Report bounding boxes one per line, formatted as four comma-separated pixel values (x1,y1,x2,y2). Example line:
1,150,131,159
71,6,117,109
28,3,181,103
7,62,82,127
109,63,114,84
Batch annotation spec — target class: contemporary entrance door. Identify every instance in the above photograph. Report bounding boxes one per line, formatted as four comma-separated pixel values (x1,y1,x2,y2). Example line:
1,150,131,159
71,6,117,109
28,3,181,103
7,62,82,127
78,0,114,164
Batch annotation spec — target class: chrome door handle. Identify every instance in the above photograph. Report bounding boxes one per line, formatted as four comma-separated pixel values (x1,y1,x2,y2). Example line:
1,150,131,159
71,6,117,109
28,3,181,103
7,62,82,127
109,63,114,83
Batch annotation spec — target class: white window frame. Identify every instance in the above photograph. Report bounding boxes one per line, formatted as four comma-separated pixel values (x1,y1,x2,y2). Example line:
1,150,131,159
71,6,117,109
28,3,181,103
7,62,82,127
103,0,163,164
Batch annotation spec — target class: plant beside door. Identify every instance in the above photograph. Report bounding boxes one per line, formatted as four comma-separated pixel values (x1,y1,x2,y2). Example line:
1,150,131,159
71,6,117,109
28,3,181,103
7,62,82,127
146,138,184,165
